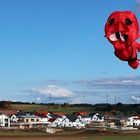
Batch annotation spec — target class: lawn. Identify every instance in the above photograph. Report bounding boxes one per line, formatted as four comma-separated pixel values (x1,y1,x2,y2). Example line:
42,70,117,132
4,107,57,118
83,136,140,140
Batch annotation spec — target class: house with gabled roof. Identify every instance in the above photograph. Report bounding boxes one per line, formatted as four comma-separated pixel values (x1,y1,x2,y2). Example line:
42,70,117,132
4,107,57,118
61,114,85,128
10,113,51,129
48,117,63,127
17,113,41,123
73,112,89,116
34,111,52,118
75,112,104,125
0,112,10,128
127,115,140,126
48,112,67,127
89,113,104,122
0,110,19,123
73,111,91,125
104,114,127,128
77,115,92,125
34,111,52,123
10,114,18,122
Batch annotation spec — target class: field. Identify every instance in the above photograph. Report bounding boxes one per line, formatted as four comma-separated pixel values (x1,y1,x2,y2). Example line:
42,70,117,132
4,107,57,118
0,135,139,140
2,103,139,140
0,129,139,140
83,136,140,140
10,103,140,115
11,104,97,113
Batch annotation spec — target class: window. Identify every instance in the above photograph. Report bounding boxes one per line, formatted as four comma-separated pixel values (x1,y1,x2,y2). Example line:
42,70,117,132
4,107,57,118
4,118,8,122
31,119,34,122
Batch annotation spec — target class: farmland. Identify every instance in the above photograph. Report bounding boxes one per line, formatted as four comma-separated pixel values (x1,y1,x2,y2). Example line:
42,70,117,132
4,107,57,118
0,102,139,140
0,135,139,140
11,103,98,113
83,136,140,140
10,102,140,116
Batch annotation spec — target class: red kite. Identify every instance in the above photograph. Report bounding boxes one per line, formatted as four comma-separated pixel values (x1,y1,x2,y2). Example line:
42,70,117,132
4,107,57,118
105,11,140,69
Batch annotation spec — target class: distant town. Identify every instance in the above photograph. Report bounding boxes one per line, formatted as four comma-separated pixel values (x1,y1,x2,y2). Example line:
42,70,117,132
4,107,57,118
0,101,139,134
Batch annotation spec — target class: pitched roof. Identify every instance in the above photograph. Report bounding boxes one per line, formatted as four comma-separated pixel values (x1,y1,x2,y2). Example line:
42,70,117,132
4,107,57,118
104,112,113,117
35,111,49,116
0,110,18,117
17,114,40,119
34,111,49,118
73,112,89,116
89,113,97,116
96,114,103,119
66,114,78,122
52,112,66,117
48,118,56,122
133,115,140,120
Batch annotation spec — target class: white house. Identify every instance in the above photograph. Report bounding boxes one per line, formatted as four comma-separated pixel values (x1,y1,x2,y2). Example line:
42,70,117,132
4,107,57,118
40,117,49,123
126,116,140,126
10,113,47,129
78,113,104,125
34,111,53,124
78,115,92,124
10,114,18,122
90,113,104,122
0,113,10,128
60,115,85,128
48,117,63,127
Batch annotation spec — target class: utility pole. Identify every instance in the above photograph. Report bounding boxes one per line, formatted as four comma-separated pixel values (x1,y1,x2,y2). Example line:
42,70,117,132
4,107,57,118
115,96,117,104
106,94,109,104
49,94,51,103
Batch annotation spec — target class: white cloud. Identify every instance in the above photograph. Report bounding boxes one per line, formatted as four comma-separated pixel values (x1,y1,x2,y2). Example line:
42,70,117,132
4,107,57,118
121,80,133,83
35,97,42,102
131,96,140,102
77,76,140,86
29,85,74,98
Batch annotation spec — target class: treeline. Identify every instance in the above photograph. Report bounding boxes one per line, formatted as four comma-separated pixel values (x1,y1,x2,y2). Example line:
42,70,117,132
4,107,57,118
9,101,140,108
0,101,11,109
0,101,139,115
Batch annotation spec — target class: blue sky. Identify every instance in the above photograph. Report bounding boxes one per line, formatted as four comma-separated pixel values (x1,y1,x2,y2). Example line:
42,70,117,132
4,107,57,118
0,0,140,104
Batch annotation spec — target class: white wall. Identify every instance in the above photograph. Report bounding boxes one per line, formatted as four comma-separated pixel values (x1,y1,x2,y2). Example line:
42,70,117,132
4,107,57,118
0,114,10,127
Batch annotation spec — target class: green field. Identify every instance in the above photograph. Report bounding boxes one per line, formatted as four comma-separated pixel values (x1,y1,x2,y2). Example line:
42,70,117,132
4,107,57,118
11,104,97,113
83,136,140,140
9,103,140,116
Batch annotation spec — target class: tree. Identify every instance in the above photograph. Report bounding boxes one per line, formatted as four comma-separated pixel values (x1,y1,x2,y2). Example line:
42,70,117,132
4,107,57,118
0,101,11,109
116,102,123,107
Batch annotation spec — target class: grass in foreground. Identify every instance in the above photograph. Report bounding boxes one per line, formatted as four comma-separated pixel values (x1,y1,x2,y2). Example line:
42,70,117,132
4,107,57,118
83,136,140,140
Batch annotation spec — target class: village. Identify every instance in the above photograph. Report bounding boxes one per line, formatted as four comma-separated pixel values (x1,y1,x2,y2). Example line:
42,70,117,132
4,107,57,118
0,108,139,134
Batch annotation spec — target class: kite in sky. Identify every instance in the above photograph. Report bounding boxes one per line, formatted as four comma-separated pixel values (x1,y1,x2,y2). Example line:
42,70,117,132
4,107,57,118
105,11,140,69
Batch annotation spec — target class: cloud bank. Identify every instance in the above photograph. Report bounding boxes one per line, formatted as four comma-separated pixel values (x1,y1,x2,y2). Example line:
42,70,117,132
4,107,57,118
27,85,74,103
131,96,140,102
29,85,74,98
25,76,140,104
